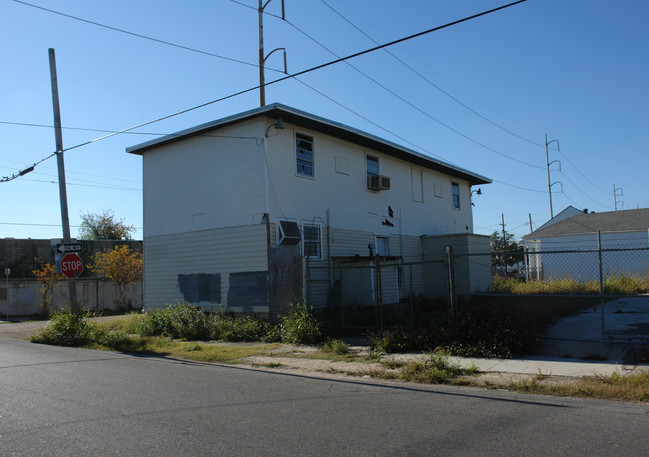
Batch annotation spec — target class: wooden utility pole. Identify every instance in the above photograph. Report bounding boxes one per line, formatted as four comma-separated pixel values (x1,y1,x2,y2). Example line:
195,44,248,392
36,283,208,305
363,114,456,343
49,48,78,311
258,0,286,107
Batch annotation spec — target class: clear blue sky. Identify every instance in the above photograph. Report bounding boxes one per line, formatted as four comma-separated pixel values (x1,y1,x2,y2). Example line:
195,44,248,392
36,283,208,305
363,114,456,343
2,0,648,241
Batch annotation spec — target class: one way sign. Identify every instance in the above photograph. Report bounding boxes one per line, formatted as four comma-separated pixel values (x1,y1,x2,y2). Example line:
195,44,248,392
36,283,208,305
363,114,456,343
56,243,83,254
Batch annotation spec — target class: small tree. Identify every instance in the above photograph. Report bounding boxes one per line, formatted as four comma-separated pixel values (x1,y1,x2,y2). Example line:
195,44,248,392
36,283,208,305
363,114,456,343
490,231,523,268
32,258,65,315
89,245,143,309
79,210,135,240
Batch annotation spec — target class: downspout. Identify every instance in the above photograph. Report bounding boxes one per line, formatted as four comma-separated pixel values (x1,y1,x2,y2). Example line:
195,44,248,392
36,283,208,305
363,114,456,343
327,208,333,287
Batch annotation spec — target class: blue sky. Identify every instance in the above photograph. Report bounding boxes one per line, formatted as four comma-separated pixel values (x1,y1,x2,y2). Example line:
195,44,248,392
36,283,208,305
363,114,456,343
1,0,648,241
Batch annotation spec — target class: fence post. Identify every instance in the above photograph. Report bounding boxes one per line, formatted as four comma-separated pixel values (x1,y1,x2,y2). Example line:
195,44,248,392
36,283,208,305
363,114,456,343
597,231,605,342
409,263,414,327
376,255,383,329
446,246,456,319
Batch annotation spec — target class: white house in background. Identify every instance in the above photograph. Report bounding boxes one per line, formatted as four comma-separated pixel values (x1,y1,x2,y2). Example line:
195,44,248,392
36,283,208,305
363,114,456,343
522,208,649,282
126,103,491,318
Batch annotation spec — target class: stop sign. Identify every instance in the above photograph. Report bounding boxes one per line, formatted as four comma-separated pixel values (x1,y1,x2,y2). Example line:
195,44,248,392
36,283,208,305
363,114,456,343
60,253,83,278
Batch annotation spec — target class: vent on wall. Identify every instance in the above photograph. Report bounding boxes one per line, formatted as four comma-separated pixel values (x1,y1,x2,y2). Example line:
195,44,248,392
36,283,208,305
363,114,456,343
367,175,391,191
277,220,301,245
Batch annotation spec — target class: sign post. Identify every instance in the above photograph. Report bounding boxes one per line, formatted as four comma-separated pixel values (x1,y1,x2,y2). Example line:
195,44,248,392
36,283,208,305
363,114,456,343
60,253,84,279
4,268,9,319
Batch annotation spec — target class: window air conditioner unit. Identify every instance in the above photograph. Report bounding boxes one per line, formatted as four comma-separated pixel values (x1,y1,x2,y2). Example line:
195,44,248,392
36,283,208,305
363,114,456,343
367,175,390,191
277,220,301,246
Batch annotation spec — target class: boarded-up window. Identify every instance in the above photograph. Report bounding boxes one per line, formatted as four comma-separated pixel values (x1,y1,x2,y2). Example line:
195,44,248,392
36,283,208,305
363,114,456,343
177,273,221,303
227,271,268,307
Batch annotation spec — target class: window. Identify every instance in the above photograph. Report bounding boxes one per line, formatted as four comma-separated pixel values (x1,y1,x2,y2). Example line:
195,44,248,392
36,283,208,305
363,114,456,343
367,155,379,178
375,236,389,256
296,133,314,177
452,182,460,209
302,223,322,258
366,155,379,189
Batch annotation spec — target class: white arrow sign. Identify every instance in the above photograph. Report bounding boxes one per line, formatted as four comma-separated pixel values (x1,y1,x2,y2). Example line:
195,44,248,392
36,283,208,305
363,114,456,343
56,243,83,254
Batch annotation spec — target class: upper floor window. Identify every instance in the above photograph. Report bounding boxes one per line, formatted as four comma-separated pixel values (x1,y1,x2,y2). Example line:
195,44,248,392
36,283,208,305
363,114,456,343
366,155,379,179
296,133,314,177
452,182,460,209
366,155,379,189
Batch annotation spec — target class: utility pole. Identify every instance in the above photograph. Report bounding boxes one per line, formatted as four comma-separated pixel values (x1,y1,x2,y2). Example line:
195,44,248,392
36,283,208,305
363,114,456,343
528,213,533,234
49,48,78,311
258,0,286,107
545,134,562,219
501,213,507,253
613,184,623,211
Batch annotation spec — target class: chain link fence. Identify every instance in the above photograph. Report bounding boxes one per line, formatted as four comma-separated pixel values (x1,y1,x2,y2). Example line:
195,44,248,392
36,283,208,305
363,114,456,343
306,258,449,329
306,244,649,345
457,245,649,344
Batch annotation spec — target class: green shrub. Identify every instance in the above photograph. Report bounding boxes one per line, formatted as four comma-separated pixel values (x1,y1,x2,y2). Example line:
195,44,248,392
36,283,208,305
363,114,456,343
320,338,350,355
135,302,210,340
94,328,146,352
278,303,322,344
370,327,435,354
401,353,473,384
209,313,271,342
30,311,98,346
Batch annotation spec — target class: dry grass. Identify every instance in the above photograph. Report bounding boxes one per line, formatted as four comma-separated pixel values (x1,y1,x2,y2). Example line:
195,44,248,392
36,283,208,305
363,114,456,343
493,274,649,295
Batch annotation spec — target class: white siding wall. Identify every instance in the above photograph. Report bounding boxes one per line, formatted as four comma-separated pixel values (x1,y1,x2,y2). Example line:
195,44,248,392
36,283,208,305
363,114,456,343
142,119,267,238
264,125,474,241
143,225,269,312
527,230,649,282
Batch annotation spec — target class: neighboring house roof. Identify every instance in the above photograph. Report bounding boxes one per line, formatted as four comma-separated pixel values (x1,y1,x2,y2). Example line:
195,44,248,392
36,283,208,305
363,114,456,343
534,205,585,232
523,208,649,239
126,103,491,186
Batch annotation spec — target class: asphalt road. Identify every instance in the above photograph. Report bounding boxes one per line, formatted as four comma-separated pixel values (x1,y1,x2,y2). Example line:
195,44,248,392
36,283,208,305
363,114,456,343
1,334,648,456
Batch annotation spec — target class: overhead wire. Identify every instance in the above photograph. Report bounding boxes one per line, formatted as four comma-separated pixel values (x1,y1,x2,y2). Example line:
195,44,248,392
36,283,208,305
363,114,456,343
3,0,530,182
12,0,266,70
318,0,545,149
281,11,546,171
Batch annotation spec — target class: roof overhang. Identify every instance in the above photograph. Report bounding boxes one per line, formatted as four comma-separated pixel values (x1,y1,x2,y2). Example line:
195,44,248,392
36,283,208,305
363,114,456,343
126,103,491,186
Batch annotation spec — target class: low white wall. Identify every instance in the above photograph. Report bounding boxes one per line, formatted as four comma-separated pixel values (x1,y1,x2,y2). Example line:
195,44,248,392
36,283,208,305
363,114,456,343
1,279,143,317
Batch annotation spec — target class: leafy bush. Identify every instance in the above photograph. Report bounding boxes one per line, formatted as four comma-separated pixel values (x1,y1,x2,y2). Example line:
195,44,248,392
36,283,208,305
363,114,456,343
370,328,432,354
30,311,98,346
94,328,147,352
135,302,210,340
210,313,271,342
277,303,322,344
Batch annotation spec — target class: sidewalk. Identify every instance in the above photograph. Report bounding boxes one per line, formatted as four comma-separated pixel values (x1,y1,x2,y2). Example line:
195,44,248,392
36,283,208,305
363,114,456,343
372,350,648,377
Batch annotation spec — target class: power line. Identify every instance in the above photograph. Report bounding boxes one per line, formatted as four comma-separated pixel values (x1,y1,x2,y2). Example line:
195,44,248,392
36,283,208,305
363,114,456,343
318,0,545,149
281,10,544,171
12,0,267,70
4,0,529,182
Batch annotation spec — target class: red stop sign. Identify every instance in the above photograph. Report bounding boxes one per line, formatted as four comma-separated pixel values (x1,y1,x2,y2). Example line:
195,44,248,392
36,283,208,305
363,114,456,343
60,253,83,278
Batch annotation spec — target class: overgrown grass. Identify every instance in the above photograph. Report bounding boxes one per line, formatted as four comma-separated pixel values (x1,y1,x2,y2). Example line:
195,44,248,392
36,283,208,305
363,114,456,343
31,311,99,346
276,303,322,344
358,353,479,385
500,370,649,403
320,338,350,355
493,273,649,295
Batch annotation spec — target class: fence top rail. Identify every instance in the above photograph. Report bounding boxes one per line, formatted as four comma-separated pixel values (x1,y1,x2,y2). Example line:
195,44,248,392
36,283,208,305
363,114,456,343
471,292,649,299
457,247,649,257
310,259,446,270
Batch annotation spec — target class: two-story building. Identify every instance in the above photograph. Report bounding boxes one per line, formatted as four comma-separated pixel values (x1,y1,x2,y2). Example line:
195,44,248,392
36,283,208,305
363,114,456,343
127,103,491,318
